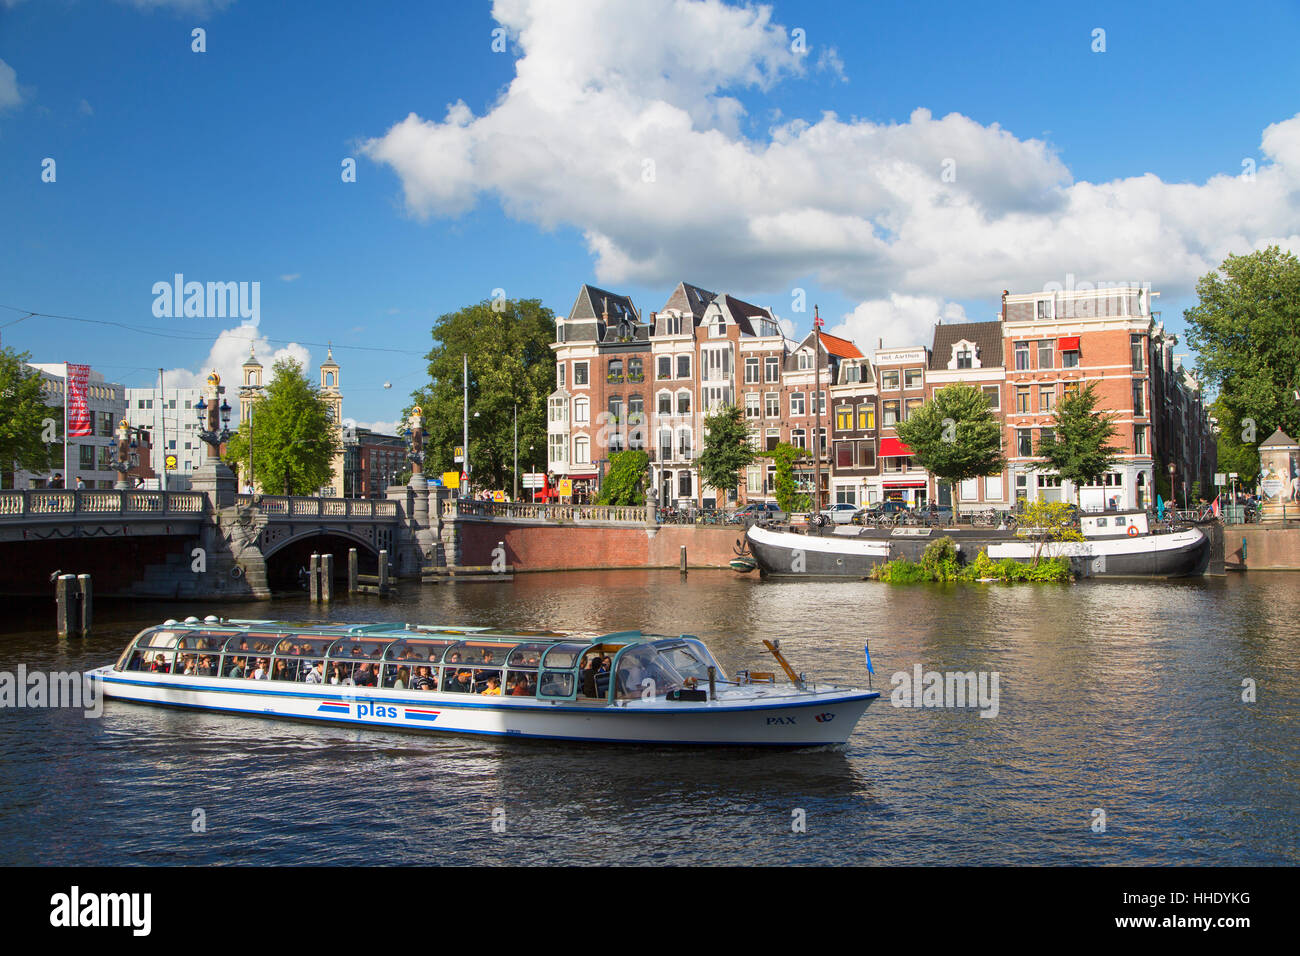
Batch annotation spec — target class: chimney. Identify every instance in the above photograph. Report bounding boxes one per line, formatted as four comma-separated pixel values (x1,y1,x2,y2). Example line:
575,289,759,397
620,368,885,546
878,337,883,350
1001,289,1008,322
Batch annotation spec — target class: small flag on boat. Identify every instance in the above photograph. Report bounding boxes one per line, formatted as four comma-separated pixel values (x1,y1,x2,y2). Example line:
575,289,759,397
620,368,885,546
1211,495,1221,517
863,642,874,675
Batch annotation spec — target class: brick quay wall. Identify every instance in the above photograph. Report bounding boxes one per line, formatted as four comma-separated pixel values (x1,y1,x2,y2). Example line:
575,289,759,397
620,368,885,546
1226,525,1300,571
456,522,746,571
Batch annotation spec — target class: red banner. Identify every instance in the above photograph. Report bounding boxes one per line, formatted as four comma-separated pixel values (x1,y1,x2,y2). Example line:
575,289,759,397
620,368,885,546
66,364,93,437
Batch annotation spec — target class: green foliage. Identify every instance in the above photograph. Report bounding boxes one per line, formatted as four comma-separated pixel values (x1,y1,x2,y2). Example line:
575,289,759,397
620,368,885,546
223,357,340,495
0,347,54,486
697,404,756,498
1018,501,1084,542
894,384,1004,504
1210,397,1260,484
1035,382,1120,503
407,298,555,492
596,450,648,505
872,541,1072,584
1184,246,1300,444
768,442,810,513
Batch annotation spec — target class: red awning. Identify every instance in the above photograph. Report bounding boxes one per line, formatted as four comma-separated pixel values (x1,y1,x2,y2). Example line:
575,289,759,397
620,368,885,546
567,473,597,480
879,437,913,457
1058,336,1080,351
883,481,926,488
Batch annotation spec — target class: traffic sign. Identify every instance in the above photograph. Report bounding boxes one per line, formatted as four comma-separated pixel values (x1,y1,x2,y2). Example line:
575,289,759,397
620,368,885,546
165,454,178,469
558,478,572,497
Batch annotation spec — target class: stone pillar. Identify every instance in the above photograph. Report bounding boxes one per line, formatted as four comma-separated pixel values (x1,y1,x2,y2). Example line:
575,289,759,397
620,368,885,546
409,472,438,564
192,458,237,510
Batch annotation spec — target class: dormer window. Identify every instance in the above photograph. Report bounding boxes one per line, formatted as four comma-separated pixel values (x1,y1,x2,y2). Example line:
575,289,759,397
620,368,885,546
798,350,813,370
948,340,981,371
1037,298,1053,320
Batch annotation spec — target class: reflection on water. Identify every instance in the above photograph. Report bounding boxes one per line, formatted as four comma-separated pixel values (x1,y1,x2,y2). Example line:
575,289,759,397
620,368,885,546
1,570,1297,865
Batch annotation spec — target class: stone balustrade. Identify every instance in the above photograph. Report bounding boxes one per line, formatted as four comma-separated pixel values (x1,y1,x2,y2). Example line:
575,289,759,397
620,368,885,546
0,489,206,518
439,497,646,524
234,494,398,518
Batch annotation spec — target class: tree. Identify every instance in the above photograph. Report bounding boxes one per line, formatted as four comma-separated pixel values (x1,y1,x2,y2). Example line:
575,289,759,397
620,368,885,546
696,404,756,503
596,450,648,505
895,383,1004,509
224,357,341,495
768,442,810,514
1018,500,1084,564
1210,397,1260,485
1184,246,1300,448
0,347,55,487
408,298,555,492
1034,382,1120,505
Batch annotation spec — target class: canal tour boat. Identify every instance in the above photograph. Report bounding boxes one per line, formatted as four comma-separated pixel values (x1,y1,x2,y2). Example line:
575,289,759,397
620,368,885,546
88,619,879,747
744,510,1210,579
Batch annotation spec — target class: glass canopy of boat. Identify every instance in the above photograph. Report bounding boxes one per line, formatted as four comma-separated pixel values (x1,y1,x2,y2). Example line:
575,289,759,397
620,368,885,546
115,621,726,703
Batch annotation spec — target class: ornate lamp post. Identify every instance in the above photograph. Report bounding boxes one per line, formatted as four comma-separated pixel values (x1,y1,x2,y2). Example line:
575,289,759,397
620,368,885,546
405,406,436,564
191,370,237,508
112,419,143,490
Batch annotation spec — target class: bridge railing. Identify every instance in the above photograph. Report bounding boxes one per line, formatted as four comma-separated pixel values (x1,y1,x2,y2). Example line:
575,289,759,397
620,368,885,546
440,497,647,524
0,489,206,519
236,495,399,518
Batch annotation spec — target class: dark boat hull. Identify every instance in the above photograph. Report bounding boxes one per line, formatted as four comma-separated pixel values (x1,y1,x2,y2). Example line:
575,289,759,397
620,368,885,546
745,524,1210,579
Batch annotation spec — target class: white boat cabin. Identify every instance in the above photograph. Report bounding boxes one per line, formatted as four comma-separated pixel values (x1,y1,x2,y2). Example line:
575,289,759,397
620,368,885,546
114,618,727,705
1080,511,1150,538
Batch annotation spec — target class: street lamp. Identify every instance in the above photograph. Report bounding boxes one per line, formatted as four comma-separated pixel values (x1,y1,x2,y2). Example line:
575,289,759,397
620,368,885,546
195,371,232,458
1168,462,1177,512
112,419,147,490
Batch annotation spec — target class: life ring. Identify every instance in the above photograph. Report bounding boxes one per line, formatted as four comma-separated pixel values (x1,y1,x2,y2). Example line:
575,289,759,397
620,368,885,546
1127,526,1138,537
230,565,244,578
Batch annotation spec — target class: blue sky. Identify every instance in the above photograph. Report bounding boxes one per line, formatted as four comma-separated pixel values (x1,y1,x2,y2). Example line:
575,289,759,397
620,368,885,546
2,0,1298,429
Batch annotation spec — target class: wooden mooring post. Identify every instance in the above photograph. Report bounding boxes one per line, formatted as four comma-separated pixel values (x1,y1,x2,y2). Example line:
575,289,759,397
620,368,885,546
55,573,92,637
680,545,687,573
320,553,334,603
378,549,389,595
348,548,358,593
309,553,320,602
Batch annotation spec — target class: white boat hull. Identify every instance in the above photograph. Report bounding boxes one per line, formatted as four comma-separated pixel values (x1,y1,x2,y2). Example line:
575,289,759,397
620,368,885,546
89,667,878,747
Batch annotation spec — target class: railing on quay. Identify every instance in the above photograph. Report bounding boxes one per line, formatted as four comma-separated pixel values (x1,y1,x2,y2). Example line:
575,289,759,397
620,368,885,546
235,495,399,518
0,489,206,519
441,498,646,524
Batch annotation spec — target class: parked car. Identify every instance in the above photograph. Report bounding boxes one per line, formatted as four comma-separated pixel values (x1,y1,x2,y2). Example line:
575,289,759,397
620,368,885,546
817,503,861,525
728,501,786,524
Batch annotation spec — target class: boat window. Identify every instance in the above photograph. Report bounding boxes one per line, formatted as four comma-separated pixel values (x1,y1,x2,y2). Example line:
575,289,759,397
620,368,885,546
445,641,516,667
504,669,537,697
538,671,575,698
326,638,392,661
1114,516,1127,526
611,640,721,700
223,632,267,654
383,662,416,689
384,639,456,663
179,631,226,650
141,629,182,649
542,643,588,669
506,643,548,667
656,639,723,682
1095,517,1108,528
441,661,476,694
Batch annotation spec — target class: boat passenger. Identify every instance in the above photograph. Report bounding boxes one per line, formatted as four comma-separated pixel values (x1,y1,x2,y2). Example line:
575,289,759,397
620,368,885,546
227,658,245,679
303,662,323,684
182,656,197,676
393,666,410,690
509,676,531,696
150,654,170,674
411,666,437,691
447,668,473,693
271,659,290,681
581,658,600,698
353,662,377,687
480,677,502,696
328,662,347,685
250,659,269,680
196,656,213,676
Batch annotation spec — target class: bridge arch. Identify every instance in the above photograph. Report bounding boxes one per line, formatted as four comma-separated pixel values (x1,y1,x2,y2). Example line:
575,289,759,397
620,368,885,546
261,529,382,592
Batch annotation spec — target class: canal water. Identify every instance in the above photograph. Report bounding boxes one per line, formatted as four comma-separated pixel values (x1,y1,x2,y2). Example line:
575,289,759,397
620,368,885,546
1,570,1297,866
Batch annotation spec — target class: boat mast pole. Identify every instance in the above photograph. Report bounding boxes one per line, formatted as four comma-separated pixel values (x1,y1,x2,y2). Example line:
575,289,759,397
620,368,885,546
813,304,823,515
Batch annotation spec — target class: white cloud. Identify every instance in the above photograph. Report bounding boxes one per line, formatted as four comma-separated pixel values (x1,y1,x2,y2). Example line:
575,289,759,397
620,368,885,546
117,0,234,14
161,322,310,422
0,59,22,111
361,0,1300,345
816,46,846,83
77,98,93,116
355,419,403,437
830,295,969,353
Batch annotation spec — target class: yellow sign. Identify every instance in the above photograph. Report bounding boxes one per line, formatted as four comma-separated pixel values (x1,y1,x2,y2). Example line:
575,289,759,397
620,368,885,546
493,490,505,502
558,479,573,497
165,455,178,469
442,471,460,489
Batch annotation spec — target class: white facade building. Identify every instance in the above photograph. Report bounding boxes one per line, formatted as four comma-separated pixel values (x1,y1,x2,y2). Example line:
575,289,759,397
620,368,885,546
124,385,206,490
15,364,127,490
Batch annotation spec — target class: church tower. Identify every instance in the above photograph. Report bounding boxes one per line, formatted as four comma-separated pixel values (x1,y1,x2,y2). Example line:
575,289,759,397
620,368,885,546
319,345,345,496
240,343,263,422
